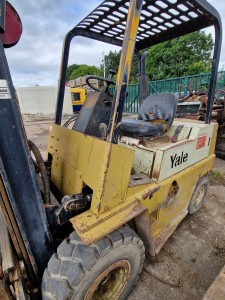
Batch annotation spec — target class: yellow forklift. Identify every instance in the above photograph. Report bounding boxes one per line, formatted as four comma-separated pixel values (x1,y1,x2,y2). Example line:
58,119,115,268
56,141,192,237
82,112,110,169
71,87,86,112
0,0,222,299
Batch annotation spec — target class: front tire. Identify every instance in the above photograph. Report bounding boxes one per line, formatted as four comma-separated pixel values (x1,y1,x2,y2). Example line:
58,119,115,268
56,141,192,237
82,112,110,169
42,225,145,300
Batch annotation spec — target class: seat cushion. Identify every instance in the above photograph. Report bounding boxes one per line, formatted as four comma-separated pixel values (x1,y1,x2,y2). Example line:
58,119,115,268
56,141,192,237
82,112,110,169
120,118,164,138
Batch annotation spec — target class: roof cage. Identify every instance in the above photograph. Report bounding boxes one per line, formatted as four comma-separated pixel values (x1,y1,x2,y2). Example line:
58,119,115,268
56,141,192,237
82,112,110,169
55,0,222,126
73,0,221,50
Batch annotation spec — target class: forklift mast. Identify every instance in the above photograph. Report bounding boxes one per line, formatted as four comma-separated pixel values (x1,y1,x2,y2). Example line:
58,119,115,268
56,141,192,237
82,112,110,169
0,1,53,287
0,0,6,33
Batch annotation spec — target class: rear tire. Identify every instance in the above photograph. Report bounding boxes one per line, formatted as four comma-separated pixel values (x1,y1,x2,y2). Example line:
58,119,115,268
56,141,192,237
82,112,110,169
42,225,145,300
188,176,208,214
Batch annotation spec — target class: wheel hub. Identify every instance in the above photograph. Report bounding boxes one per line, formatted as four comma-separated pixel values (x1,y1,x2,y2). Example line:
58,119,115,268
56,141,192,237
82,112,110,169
85,260,131,300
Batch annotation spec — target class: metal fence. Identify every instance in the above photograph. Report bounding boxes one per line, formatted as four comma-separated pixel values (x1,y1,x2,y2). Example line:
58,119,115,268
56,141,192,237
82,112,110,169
122,71,225,113
124,83,139,113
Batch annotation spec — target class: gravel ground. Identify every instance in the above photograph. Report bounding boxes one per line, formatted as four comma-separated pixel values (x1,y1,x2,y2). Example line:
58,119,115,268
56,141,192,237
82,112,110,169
129,184,225,299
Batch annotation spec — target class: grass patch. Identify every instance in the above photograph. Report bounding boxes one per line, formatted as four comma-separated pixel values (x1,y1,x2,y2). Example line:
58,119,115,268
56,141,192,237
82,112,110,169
208,170,225,186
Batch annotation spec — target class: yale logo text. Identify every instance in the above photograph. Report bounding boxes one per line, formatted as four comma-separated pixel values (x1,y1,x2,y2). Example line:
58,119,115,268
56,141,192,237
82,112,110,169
171,152,188,168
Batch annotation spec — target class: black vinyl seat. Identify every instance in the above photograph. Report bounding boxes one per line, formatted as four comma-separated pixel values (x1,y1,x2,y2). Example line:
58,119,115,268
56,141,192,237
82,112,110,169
120,93,177,138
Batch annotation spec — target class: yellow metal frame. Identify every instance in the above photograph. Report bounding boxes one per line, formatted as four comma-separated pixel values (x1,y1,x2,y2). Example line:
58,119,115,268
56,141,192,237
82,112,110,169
47,0,218,256
108,0,143,142
48,123,216,253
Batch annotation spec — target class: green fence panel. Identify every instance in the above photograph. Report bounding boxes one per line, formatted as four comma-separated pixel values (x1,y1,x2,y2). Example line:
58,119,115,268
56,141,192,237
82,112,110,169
125,83,139,113
124,71,225,114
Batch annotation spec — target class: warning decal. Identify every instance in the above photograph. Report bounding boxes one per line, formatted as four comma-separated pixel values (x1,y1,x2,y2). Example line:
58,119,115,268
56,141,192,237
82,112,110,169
196,134,207,150
0,80,11,99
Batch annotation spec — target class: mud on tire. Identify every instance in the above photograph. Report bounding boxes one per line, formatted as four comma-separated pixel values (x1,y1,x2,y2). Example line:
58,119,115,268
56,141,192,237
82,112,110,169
42,225,145,300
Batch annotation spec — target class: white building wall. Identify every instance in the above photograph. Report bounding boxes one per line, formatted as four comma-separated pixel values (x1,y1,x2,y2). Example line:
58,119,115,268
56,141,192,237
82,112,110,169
16,86,73,116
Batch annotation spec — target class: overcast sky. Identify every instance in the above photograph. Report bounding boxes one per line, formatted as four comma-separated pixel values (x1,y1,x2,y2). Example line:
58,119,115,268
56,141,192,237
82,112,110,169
5,0,225,87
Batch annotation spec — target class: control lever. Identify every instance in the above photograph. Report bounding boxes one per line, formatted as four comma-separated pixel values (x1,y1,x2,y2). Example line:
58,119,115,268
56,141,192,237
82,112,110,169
108,69,116,80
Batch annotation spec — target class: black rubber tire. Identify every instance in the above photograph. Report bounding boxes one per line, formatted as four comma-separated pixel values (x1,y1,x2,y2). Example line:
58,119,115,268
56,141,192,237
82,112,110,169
42,225,145,300
188,176,208,215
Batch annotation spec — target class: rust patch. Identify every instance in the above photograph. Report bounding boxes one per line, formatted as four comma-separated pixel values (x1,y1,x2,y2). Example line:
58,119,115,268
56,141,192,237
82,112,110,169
152,169,160,181
152,223,175,254
161,181,179,208
142,186,160,200
84,260,130,299
134,211,155,256
71,201,146,243
152,210,188,254
168,181,179,199
95,202,101,214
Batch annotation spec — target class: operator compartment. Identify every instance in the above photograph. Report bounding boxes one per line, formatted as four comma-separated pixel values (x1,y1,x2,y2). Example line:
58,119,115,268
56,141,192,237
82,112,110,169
119,98,216,183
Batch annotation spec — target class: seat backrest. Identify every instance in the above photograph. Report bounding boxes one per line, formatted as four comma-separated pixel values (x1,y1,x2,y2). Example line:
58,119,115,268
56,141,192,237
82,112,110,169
138,93,178,130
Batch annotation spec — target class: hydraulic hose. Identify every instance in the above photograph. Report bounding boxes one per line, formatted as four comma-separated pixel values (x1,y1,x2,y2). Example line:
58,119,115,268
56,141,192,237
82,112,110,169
28,140,50,204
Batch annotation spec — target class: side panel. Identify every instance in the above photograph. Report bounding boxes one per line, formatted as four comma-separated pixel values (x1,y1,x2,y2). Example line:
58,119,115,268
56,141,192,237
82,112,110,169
120,143,154,176
153,123,214,182
72,154,214,247
48,125,134,214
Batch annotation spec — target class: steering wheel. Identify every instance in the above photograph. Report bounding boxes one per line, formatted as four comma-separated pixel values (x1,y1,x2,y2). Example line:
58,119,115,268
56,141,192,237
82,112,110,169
86,69,116,92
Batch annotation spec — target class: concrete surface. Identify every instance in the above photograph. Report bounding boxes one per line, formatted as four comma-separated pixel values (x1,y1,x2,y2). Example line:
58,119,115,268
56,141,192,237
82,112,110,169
25,119,53,157
16,86,73,117
129,184,225,299
1,118,225,299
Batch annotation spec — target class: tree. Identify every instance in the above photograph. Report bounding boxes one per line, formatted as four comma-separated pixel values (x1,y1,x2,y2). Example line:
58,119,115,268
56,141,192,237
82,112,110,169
70,64,101,80
67,31,213,83
101,51,120,76
146,31,213,80
100,50,139,83
66,64,79,81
